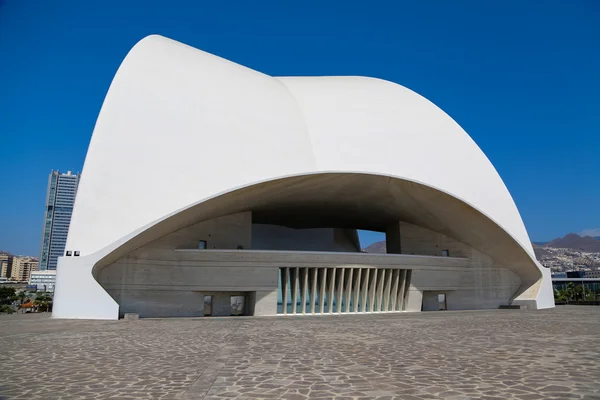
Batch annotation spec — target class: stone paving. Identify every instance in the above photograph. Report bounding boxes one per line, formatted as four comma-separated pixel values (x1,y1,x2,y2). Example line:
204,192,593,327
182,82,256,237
1,306,600,399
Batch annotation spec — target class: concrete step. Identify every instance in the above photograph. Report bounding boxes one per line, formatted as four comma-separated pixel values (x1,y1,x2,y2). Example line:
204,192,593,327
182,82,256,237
498,305,525,310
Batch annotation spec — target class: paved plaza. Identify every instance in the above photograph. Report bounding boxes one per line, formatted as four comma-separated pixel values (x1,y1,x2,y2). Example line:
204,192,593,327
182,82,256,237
1,306,600,400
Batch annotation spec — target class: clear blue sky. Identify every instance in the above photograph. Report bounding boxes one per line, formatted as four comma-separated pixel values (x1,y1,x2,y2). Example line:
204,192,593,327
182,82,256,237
0,1,598,256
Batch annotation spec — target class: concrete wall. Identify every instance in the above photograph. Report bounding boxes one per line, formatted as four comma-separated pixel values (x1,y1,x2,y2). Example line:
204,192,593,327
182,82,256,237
253,289,278,316
115,290,203,318
251,224,360,252
113,290,252,318
97,216,476,318
397,222,522,310
98,257,279,318
96,212,522,317
422,291,439,311
385,222,401,254
140,211,252,252
205,292,243,317
97,212,275,318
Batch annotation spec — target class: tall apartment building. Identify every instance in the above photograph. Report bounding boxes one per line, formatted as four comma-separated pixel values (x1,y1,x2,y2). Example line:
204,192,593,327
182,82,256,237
0,253,14,278
10,256,38,281
39,170,80,270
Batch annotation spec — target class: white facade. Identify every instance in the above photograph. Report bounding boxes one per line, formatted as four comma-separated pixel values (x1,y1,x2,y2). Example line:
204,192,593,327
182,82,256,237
30,270,56,293
53,35,554,320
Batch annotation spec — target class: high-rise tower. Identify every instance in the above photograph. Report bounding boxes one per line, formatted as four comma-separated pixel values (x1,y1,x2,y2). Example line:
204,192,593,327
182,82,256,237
39,170,80,270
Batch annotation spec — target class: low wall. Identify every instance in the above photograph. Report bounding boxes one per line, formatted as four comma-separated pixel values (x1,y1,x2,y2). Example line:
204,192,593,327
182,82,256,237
96,249,521,317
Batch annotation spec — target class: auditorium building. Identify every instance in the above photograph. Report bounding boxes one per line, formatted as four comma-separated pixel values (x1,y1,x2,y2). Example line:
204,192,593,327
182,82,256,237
52,35,554,319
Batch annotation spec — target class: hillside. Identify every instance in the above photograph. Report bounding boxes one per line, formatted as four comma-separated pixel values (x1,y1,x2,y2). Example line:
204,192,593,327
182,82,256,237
532,244,553,260
363,234,600,259
545,233,600,253
364,241,386,254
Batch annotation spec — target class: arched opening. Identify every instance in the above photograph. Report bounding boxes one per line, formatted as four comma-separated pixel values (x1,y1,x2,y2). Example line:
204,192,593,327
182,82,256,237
91,172,542,318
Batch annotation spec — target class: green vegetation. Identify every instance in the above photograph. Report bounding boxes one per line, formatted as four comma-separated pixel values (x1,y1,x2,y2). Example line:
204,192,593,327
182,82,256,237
0,304,14,314
34,293,53,312
554,282,597,303
17,290,28,306
0,288,52,313
0,287,16,305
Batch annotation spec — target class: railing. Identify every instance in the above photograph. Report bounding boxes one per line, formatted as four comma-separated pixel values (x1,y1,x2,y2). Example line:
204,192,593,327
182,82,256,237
277,266,411,315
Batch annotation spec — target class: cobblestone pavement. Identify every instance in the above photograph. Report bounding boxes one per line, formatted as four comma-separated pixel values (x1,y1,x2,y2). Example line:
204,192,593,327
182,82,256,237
1,306,600,400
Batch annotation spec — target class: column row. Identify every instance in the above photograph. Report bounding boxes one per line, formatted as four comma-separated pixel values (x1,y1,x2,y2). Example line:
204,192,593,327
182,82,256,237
277,267,412,315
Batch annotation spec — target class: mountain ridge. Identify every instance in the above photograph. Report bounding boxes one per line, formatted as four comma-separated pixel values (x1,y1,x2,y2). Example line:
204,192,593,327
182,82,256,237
544,233,600,253
363,233,600,254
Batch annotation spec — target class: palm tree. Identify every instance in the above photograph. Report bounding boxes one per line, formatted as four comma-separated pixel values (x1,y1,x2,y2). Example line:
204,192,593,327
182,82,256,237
34,294,53,312
553,283,576,303
575,285,593,301
554,288,567,302
565,282,576,303
17,291,27,306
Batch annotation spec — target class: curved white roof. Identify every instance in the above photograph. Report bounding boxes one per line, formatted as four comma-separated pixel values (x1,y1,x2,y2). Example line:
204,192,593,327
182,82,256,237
53,35,555,320
67,35,534,260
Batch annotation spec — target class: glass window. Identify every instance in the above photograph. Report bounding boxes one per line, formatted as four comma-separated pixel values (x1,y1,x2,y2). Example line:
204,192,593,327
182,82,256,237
198,240,207,250
442,249,450,257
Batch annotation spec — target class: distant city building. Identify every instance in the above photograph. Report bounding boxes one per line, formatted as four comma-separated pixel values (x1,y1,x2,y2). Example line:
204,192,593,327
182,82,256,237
29,270,56,292
39,170,80,270
0,253,14,278
10,256,38,281
585,270,600,279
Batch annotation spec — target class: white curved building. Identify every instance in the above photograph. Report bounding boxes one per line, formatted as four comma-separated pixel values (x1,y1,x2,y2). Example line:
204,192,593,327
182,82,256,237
53,35,554,319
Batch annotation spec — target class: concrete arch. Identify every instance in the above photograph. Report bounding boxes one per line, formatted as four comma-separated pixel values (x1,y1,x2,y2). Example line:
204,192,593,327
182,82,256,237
91,172,537,279
54,172,551,320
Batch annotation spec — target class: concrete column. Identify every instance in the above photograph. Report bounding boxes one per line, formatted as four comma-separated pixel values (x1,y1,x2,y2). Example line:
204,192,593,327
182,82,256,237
345,268,353,313
369,269,378,313
353,268,362,313
282,267,289,315
403,269,420,312
319,268,327,314
377,268,385,312
301,268,308,315
328,268,336,314
403,270,413,311
253,289,278,316
385,222,402,254
311,268,317,314
384,269,393,311
361,268,370,312
292,267,299,315
397,269,407,311
405,287,423,312
335,268,344,313
390,269,400,312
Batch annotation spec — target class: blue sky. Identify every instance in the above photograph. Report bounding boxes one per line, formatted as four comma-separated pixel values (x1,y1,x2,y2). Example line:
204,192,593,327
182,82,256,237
0,1,598,256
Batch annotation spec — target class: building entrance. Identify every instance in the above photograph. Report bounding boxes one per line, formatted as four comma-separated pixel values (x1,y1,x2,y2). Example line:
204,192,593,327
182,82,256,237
202,293,248,317
204,295,212,316
438,293,447,310
230,296,245,316
422,291,449,311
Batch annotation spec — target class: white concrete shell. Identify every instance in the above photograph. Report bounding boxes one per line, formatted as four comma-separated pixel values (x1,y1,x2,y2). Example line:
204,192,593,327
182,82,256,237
53,35,554,319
